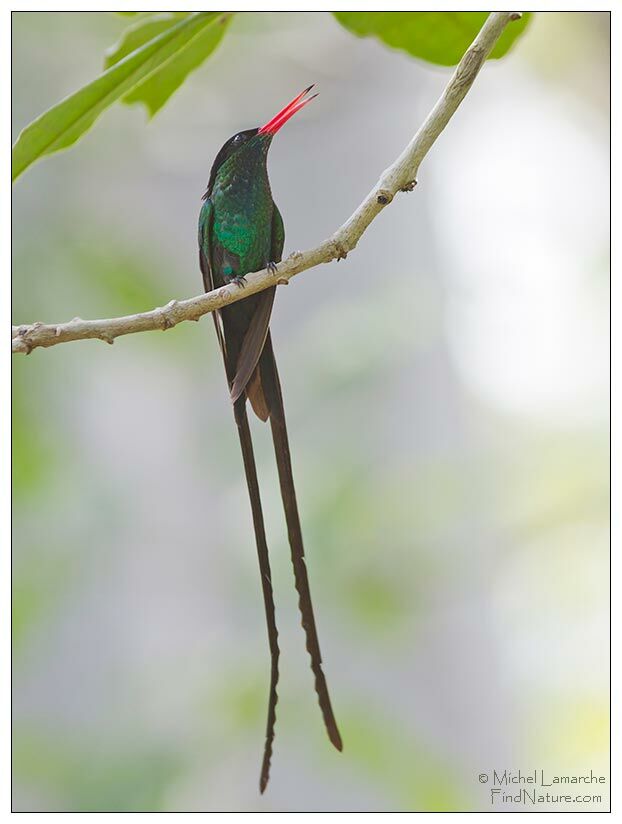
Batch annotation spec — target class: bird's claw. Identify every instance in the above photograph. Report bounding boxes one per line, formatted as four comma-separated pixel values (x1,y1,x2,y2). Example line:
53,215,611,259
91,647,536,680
267,261,278,274
228,275,247,288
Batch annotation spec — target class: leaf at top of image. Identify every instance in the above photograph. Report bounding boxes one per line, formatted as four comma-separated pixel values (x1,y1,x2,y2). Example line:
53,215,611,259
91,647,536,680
333,11,532,67
104,11,232,117
104,12,193,68
11,12,231,182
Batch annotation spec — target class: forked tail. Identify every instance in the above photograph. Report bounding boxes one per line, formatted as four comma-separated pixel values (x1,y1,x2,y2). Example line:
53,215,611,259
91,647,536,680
232,397,280,792
259,336,343,752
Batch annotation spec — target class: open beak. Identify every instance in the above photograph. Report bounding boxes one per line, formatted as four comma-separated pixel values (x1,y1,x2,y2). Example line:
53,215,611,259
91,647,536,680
258,85,318,136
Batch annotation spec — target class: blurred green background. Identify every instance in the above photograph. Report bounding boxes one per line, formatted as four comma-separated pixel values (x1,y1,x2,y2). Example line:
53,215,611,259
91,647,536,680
12,11,609,812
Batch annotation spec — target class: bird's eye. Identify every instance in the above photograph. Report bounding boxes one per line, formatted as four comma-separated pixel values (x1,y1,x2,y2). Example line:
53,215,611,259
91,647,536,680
233,134,243,145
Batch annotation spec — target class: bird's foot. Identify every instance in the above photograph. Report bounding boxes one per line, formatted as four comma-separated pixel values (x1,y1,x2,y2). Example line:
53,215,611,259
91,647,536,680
266,261,278,274
227,275,247,288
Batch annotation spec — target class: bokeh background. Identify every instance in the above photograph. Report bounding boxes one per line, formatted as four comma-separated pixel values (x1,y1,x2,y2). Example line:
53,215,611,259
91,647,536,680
12,11,609,813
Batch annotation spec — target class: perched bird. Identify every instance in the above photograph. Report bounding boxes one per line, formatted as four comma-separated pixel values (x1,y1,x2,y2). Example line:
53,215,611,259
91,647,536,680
198,86,342,792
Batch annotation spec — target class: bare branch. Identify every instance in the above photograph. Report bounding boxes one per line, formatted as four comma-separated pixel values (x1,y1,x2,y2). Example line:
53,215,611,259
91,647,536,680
12,12,520,355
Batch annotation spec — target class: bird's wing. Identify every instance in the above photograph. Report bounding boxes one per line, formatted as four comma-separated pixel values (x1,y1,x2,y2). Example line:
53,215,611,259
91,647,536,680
230,287,276,405
198,197,227,358
198,197,214,291
230,205,285,407
271,203,285,264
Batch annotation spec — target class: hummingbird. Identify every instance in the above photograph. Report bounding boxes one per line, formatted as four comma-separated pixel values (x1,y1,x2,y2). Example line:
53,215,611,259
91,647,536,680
198,86,342,792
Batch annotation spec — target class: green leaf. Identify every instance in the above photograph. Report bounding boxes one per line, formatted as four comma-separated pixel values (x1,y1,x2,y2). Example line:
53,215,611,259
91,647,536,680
106,12,232,116
104,13,192,68
12,12,229,182
333,12,531,67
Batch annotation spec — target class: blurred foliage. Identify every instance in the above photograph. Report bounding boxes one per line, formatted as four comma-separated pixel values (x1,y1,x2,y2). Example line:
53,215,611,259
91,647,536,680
13,730,181,812
535,696,610,765
12,543,74,652
12,365,58,498
341,706,469,811
334,12,531,66
67,236,172,316
11,12,531,181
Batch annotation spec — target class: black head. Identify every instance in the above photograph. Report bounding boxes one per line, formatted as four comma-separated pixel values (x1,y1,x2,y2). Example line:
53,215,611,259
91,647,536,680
203,86,318,200
203,128,260,200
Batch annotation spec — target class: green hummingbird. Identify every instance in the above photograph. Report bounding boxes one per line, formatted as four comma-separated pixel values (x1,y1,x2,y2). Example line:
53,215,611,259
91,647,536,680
198,86,342,792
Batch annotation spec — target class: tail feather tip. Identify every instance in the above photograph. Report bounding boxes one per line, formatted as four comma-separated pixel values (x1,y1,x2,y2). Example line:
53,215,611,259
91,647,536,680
330,727,343,752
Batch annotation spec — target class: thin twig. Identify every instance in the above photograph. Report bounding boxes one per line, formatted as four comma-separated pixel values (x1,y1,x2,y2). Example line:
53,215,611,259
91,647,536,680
12,12,521,355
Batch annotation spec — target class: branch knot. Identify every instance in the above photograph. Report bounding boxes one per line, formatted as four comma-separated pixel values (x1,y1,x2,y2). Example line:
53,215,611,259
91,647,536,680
329,239,349,261
158,299,179,330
